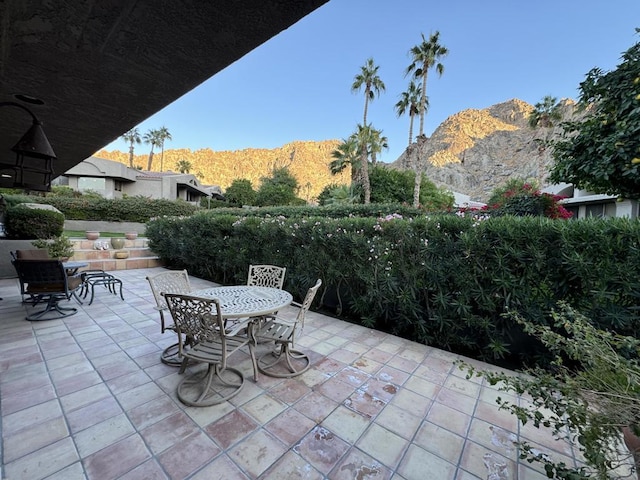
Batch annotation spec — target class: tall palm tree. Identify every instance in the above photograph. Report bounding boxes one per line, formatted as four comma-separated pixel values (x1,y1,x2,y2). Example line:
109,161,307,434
406,31,448,207
355,124,373,204
156,126,172,171
121,127,141,168
352,58,385,204
406,31,448,138
351,57,386,126
143,129,162,171
394,81,423,147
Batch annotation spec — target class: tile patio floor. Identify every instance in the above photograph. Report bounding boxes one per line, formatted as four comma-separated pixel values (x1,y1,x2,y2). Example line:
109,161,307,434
0,267,584,480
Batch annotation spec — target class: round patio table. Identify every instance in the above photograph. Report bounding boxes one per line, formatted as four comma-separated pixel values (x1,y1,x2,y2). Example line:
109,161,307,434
190,285,292,319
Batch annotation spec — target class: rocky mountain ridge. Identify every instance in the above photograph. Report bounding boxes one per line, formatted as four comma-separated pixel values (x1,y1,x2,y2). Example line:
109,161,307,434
393,98,577,203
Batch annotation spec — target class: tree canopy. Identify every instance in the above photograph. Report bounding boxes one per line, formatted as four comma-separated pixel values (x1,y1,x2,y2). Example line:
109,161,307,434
550,31,640,199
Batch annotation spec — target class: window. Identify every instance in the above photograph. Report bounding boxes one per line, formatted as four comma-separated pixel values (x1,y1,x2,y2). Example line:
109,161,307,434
114,181,122,192
78,177,105,191
585,202,616,219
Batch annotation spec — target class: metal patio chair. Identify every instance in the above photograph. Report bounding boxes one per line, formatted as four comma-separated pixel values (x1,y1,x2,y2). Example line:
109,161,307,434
164,293,258,406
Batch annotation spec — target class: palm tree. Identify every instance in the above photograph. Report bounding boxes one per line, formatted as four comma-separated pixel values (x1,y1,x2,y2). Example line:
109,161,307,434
176,158,192,173
329,135,359,181
351,57,386,126
406,31,448,207
394,81,423,147
143,129,162,171
528,95,562,128
156,126,172,171
364,126,388,165
351,58,385,204
121,128,141,168
406,32,448,138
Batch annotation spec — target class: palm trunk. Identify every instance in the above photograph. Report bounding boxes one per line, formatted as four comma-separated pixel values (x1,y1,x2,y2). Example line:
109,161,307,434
408,114,415,147
128,145,134,168
147,150,154,171
361,146,370,204
413,143,421,208
418,69,429,137
160,144,165,171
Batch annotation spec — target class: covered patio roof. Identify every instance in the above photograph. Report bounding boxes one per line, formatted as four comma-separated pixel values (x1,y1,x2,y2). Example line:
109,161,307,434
0,0,328,188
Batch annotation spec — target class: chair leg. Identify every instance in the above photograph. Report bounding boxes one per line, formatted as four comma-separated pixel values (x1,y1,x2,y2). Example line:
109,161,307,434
257,342,310,378
177,364,245,407
26,295,78,321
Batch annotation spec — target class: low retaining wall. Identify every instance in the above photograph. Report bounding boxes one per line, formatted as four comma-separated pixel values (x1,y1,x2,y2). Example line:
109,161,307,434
64,220,146,234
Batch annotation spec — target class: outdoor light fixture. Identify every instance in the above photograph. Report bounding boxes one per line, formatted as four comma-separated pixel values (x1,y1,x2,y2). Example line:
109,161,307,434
0,101,57,192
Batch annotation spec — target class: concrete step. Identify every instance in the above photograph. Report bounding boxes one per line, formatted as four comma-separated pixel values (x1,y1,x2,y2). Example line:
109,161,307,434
67,236,163,272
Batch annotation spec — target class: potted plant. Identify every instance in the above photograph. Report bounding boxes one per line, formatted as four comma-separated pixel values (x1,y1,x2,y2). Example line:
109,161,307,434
31,235,75,260
460,303,640,479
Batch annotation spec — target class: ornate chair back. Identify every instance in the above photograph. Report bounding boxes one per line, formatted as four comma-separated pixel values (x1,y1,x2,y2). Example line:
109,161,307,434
247,264,286,289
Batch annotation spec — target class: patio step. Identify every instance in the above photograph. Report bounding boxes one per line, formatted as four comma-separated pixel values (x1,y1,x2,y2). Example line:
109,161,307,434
67,237,164,272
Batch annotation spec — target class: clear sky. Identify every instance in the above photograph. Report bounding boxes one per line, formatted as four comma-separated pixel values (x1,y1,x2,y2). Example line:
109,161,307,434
100,0,640,164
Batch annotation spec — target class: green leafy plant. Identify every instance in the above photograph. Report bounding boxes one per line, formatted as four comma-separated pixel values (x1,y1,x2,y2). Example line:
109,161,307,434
459,303,640,479
5,204,64,239
31,235,75,259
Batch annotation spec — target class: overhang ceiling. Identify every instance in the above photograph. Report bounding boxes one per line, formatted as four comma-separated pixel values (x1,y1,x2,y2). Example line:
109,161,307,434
0,0,329,189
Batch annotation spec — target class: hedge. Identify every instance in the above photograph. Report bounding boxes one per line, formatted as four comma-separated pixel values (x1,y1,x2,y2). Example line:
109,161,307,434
145,211,640,368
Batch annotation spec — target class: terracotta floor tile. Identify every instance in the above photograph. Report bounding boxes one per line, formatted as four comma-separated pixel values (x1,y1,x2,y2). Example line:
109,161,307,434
403,375,441,399
60,383,111,413
127,395,180,429
204,409,259,449
243,393,287,424
3,416,69,463
266,407,316,446
2,398,62,436
294,426,350,474
83,434,152,480
388,388,432,419
427,401,472,437
1,383,57,415
315,376,357,403
3,437,79,480
356,423,408,469
414,421,465,464
118,459,168,480
458,440,516,480
268,378,312,404
375,404,422,441
73,413,135,458
322,405,371,444
189,454,251,480
435,387,478,415
333,365,371,388
397,444,457,480
67,396,123,433
294,391,340,423
157,430,220,479
116,381,166,410
228,429,287,477
259,449,323,479
329,447,393,480
106,369,152,395
344,389,386,419
140,411,200,454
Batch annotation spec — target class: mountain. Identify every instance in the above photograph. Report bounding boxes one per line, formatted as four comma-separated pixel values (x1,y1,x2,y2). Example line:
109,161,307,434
392,98,577,203
94,140,349,201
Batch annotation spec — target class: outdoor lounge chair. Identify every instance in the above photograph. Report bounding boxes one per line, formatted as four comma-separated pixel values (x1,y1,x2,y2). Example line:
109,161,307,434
164,293,257,406
254,278,322,378
12,259,83,321
146,269,192,366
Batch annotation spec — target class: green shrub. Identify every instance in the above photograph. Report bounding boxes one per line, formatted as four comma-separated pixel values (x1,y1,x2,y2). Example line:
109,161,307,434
146,211,640,369
224,179,256,207
5,205,64,239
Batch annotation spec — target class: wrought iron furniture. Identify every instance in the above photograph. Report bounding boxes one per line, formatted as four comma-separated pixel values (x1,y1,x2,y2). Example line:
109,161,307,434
80,270,124,305
146,270,192,365
164,293,258,407
247,264,286,289
11,249,50,303
254,279,322,378
11,259,83,321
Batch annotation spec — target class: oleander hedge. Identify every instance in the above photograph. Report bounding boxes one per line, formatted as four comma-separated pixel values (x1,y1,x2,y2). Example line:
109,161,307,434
146,211,640,367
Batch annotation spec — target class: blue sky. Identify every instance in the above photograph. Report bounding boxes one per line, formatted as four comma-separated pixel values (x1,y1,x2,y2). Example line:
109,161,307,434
100,0,640,164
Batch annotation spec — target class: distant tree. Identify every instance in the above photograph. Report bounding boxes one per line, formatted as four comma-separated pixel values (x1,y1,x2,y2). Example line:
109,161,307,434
255,167,300,206
156,126,172,171
143,129,162,171
406,31,448,207
528,95,563,128
352,58,386,204
394,80,423,147
329,135,359,181
121,127,141,168
365,126,388,165
176,159,192,173
550,32,640,199
225,179,256,206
